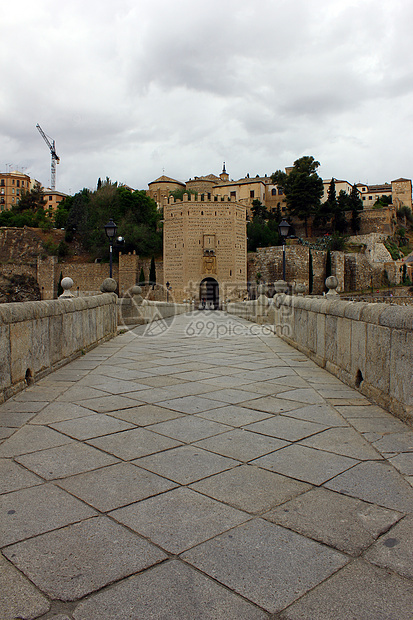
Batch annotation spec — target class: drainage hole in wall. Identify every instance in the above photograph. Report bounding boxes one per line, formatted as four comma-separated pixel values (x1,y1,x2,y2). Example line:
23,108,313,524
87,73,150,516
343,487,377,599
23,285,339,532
25,368,33,386
355,369,363,388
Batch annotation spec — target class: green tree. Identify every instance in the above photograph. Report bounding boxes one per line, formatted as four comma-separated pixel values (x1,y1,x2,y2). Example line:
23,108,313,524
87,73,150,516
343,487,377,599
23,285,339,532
0,182,51,229
247,218,279,252
348,184,363,234
251,199,267,219
139,267,145,284
14,182,46,214
332,190,348,234
272,156,324,237
57,272,64,297
373,195,392,209
65,189,91,242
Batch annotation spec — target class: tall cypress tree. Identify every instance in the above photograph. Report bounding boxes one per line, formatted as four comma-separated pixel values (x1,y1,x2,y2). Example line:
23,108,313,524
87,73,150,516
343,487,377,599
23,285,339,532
309,250,314,294
139,267,145,284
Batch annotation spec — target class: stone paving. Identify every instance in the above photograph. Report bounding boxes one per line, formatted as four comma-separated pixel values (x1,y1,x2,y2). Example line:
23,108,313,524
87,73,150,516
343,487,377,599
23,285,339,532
1,311,413,619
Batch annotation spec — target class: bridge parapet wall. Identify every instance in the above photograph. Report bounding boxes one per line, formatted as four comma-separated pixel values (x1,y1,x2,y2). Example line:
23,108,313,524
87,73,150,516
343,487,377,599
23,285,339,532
0,293,117,403
227,296,413,423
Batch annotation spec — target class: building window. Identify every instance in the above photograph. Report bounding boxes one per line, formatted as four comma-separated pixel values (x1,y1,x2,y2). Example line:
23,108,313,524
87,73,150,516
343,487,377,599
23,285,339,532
0,180,4,186
369,196,372,200
278,188,284,195
271,188,277,195
17,180,20,187
250,190,255,198
49,195,53,201
230,191,236,198
362,196,366,201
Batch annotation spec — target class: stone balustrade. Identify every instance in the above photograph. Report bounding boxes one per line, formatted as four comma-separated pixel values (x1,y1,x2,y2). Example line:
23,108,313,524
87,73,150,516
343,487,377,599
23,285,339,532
0,292,117,403
228,291,413,423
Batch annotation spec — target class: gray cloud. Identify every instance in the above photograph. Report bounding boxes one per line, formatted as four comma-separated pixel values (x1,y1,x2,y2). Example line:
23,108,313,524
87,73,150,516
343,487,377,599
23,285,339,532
1,0,412,193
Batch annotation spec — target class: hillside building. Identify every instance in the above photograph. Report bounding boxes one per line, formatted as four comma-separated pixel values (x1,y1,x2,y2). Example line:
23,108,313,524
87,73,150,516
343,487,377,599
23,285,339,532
0,171,31,211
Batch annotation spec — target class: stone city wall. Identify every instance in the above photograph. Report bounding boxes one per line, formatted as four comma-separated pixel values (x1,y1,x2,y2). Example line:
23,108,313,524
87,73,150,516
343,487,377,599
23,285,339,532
0,293,118,403
248,246,344,294
227,295,413,423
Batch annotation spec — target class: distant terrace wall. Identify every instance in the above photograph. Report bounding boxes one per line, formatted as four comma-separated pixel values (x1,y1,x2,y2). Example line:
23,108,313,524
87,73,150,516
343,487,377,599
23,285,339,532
227,296,413,423
0,293,117,403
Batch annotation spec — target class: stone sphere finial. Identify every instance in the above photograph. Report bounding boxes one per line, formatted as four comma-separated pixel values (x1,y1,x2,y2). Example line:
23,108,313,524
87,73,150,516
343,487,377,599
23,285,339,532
325,275,339,297
59,277,74,298
101,278,117,293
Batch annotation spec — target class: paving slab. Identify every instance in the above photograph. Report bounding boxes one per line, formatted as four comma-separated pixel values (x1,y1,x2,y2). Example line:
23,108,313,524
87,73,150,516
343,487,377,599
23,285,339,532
0,411,37,428
0,458,43,494
156,395,227,413
109,403,183,425
16,441,119,479
183,518,348,613
300,426,383,460
194,428,288,461
325,460,413,512
389,451,413,476
134,445,238,484
0,554,50,620
265,487,402,556
57,461,177,511
372,431,413,454
87,427,181,460
196,404,272,426
240,395,307,414
4,516,167,601
72,560,267,620
76,394,144,412
0,424,72,458
276,403,349,426
252,444,359,485
279,559,413,620
146,415,231,443
0,483,97,546
246,415,328,442
190,464,311,514
110,487,250,553
0,400,48,413
364,515,413,578
29,402,93,425
49,413,135,440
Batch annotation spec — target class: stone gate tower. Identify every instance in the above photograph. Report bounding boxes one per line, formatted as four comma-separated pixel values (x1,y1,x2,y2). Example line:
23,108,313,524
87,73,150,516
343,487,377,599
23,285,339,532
163,194,247,306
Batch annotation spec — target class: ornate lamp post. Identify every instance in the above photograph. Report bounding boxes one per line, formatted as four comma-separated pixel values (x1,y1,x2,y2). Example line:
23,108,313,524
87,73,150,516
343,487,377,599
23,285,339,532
165,281,172,302
104,218,117,278
278,219,291,282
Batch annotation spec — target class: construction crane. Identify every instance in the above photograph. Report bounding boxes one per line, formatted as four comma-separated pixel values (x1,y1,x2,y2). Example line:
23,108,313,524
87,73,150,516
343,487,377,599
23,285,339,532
36,123,60,190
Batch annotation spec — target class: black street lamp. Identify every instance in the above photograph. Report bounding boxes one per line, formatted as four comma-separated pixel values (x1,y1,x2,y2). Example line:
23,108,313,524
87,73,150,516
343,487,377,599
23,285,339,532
278,219,291,282
165,281,171,302
104,218,117,278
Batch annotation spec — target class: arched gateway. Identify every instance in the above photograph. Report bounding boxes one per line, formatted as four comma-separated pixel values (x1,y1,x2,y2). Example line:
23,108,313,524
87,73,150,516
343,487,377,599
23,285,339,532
200,277,219,309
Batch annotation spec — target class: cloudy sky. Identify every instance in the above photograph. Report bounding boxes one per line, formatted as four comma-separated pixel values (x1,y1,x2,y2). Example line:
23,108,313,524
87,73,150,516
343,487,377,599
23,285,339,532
1,0,412,195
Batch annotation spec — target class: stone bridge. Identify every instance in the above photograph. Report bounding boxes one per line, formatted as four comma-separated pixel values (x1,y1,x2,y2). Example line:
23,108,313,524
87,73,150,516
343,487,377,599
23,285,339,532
0,295,412,618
